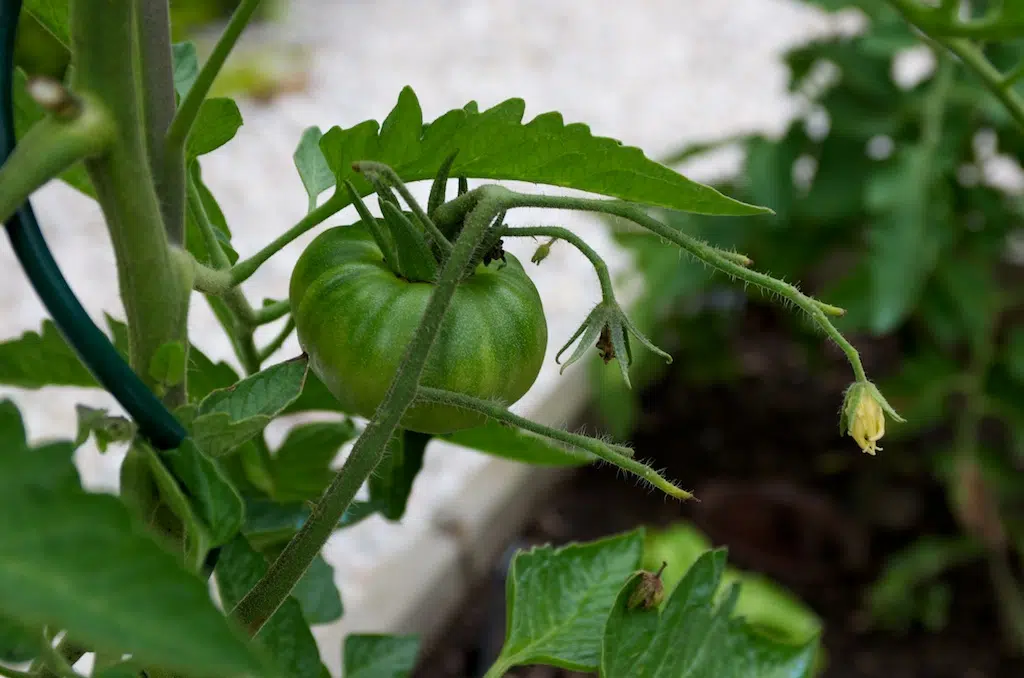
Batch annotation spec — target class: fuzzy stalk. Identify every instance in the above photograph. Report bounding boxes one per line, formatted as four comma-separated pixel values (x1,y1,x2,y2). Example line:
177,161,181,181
70,0,190,406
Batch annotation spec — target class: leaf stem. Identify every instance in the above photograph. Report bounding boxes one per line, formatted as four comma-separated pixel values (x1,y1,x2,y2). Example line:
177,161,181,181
230,186,507,635
0,95,113,224
417,387,692,499
497,192,866,381
165,0,263,154
229,190,347,286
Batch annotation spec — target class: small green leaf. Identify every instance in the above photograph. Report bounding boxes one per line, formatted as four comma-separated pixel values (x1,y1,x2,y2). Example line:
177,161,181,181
320,87,767,217
0,405,265,678
0,614,38,663
601,550,818,678
215,536,322,678
294,126,335,212
74,405,135,452
343,634,420,678
378,202,438,282
269,420,357,503
172,41,199,98
160,438,244,547
494,530,644,672
369,430,430,521
188,98,243,158
0,319,95,388
442,420,594,467
290,554,343,626
149,340,187,388
192,357,309,456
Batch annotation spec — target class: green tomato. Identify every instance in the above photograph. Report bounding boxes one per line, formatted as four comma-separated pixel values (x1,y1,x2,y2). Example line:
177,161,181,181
289,222,548,434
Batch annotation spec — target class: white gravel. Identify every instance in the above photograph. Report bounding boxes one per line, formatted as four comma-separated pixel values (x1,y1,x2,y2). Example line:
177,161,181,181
1,0,855,672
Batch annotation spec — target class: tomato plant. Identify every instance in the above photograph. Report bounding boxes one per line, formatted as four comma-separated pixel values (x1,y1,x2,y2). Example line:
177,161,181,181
7,0,1012,676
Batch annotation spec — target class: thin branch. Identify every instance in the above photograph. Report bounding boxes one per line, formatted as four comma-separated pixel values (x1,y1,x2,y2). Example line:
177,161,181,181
416,387,692,500
165,0,263,153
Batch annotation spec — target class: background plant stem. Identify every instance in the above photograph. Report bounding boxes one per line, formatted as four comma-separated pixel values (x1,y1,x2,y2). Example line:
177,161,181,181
135,0,181,244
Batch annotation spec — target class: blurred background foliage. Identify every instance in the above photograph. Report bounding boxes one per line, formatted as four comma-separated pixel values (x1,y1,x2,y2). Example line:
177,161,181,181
591,0,1024,646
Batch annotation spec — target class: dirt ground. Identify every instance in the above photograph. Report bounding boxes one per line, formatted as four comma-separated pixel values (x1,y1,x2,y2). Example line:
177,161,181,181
414,305,1024,678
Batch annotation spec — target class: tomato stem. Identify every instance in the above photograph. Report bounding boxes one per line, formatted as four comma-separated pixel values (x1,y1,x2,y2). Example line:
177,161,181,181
355,161,454,255
496,191,867,384
502,226,616,300
416,386,693,500
230,185,513,635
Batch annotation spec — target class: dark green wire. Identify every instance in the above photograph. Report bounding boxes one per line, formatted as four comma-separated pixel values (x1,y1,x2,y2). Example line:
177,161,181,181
0,0,186,450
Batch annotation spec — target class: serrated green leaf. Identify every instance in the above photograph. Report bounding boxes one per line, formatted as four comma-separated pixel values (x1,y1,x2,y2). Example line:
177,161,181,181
318,87,766,216
291,554,343,626
369,430,430,521
294,126,335,212
215,536,322,678
494,530,644,672
0,614,38,663
172,41,199,98
149,340,187,387
343,634,420,678
0,405,265,678
0,319,95,388
192,357,309,456
643,524,821,647
74,405,135,452
269,420,356,503
160,438,244,547
601,550,818,678
188,98,243,158
442,420,593,467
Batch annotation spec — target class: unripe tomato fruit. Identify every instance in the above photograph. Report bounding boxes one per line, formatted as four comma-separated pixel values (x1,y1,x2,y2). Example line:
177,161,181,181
289,222,548,434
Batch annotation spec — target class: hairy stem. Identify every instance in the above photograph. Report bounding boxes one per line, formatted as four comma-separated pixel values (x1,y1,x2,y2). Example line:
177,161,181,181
0,96,113,224
229,191,346,286
71,0,190,406
416,387,692,499
135,0,181,244
502,226,616,299
166,0,263,154
499,192,865,381
230,186,507,635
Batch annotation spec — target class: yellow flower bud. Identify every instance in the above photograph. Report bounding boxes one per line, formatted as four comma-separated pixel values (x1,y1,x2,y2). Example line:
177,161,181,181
841,381,902,455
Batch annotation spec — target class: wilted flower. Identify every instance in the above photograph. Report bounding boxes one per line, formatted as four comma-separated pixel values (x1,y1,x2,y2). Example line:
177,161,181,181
627,562,668,610
840,381,904,455
531,238,556,265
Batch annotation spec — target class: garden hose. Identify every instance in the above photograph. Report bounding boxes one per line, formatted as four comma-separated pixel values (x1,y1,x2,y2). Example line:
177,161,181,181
0,0,186,450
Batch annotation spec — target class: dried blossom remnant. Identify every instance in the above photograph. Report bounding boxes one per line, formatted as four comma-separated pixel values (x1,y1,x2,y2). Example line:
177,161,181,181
627,562,668,610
